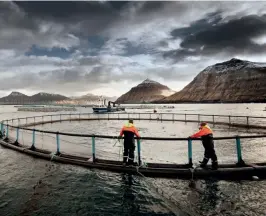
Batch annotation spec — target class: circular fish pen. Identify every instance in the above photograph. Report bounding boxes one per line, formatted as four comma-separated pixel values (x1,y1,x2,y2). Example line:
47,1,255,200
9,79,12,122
1,112,266,180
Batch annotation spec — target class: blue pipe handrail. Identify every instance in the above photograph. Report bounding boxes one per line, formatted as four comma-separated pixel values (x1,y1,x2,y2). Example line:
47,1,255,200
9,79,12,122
2,112,266,123
2,122,266,140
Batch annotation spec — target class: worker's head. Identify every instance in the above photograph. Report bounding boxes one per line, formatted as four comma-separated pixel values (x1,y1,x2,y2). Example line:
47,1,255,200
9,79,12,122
129,119,134,124
200,122,207,127
199,122,207,129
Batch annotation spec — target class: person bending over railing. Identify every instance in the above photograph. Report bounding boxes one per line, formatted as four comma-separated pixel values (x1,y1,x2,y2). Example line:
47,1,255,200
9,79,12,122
189,122,218,170
119,119,140,167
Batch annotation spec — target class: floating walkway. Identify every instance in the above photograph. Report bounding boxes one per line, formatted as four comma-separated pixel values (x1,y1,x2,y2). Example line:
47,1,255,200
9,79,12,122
1,112,266,180
17,107,77,112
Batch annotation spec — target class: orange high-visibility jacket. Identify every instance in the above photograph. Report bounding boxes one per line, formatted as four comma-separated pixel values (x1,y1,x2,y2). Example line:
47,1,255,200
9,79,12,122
190,125,213,138
119,123,140,138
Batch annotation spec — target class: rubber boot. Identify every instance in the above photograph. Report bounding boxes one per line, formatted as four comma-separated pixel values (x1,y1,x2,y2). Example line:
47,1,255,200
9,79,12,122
199,158,209,168
212,161,218,170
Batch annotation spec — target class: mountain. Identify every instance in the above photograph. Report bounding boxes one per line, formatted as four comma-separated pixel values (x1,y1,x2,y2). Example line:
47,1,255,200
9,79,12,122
0,91,31,103
0,92,69,104
74,93,117,102
160,58,266,103
115,79,175,104
31,92,69,102
57,93,117,105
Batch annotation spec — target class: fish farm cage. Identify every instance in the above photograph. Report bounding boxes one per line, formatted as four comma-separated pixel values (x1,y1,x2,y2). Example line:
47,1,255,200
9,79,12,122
1,112,266,180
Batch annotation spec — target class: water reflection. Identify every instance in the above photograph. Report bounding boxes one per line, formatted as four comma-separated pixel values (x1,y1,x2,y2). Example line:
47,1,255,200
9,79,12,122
201,179,219,210
121,174,139,215
188,179,219,213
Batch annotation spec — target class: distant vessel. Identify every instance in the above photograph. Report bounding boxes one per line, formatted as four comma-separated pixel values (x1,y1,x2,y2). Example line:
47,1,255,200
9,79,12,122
92,97,125,113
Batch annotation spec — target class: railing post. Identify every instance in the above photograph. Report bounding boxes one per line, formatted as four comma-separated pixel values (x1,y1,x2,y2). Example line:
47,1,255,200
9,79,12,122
137,138,141,165
6,124,9,138
188,138,193,167
229,115,231,125
212,115,215,123
0,122,3,138
139,113,140,120
236,136,245,165
185,114,187,122
56,132,60,155
108,113,109,120
14,127,19,145
246,116,249,127
60,114,62,121
198,114,200,122
30,129,36,150
92,136,96,162
51,115,52,122
172,114,174,122
79,113,80,121
17,127,19,140
150,113,151,120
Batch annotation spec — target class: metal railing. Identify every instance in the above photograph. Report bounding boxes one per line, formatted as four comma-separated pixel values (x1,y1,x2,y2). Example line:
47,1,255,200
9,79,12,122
1,112,266,166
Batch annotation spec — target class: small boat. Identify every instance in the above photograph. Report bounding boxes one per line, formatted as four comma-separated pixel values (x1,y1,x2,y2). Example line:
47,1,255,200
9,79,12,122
92,97,125,113
92,106,125,113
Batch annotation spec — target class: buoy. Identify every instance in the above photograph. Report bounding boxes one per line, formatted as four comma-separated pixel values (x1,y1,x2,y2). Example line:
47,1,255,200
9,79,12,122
252,176,259,180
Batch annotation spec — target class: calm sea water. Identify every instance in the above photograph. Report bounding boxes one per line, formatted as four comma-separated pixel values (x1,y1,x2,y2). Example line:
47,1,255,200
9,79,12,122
1,104,266,216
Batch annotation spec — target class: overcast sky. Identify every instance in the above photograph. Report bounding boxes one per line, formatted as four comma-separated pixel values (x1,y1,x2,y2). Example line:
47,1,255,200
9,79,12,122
0,1,266,97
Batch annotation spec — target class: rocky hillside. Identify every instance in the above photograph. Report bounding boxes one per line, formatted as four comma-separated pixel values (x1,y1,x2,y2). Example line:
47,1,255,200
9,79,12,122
0,91,31,103
160,58,266,103
116,79,175,104
74,93,117,102
31,92,69,102
58,93,117,105
0,92,69,104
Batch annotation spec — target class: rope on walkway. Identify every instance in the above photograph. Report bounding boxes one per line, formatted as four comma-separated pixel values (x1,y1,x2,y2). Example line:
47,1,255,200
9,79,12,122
50,152,56,161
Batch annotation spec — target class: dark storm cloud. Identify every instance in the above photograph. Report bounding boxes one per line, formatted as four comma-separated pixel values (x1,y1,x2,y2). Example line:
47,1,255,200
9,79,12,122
165,14,266,61
181,15,266,49
15,1,128,20
170,12,223,39
1,1,266,96
0,2,38,30
137,1,166,13
13,1,133,37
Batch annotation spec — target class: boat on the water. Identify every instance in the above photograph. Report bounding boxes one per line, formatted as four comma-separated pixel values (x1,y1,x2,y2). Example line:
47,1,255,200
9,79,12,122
92,106,125,113
92,97,125,113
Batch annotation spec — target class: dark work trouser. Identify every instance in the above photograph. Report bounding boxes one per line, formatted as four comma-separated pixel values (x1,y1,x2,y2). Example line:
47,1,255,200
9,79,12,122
123,142,135,165
204,148,218,163
201,134,218,167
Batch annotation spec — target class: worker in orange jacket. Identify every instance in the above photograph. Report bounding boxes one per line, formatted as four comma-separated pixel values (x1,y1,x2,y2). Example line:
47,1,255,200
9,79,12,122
119,119,140,166
189,122,218,170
